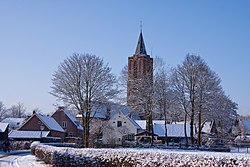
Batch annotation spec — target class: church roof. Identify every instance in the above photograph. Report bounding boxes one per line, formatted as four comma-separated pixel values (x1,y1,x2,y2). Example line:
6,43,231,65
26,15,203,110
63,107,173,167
135,31,148,56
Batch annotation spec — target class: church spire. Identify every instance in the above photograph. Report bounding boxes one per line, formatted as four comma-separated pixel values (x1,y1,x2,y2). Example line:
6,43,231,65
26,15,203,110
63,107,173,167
135,31,148,56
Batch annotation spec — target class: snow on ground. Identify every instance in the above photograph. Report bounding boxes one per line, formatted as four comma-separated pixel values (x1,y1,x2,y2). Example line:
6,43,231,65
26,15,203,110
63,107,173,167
0,150,51,167
17,154,52,167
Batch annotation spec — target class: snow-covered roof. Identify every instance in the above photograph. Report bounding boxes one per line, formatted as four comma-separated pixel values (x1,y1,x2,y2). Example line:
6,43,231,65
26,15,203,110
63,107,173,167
134,120,193,137
1,118,26,129
127,117,142,129
135,120,165,130
76,103,140,120
36,114,64,132
9,130,50,139
111,111,142,129
0,123,8,132
64,110,83,130
241,120,250,135
154,123,191,137
200,121,214,134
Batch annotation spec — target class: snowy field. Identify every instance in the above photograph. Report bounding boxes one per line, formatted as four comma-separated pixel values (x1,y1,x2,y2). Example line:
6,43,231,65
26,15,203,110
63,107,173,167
33,144,250,166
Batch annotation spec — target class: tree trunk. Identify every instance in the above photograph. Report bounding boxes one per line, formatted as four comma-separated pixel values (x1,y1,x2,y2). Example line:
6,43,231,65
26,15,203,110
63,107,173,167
190,111,194,145
184,112,188,147
190,81,195,145
164,102,168,145
84,112,90,148
198,107,201,147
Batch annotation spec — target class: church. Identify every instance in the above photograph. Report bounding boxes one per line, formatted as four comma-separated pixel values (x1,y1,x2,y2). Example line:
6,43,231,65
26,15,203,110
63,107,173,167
127,30,153,121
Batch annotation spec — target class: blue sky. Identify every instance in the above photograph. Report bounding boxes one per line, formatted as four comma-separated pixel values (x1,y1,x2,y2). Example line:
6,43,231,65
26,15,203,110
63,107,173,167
0,1,249,115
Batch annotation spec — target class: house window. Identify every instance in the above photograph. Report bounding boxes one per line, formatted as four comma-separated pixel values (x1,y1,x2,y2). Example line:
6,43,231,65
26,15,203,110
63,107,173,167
62,121,67,128
68,132,73,137
117,121,122,127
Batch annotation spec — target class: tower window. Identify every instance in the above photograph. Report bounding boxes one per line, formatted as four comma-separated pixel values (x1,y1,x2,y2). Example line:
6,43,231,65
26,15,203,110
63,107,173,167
134,61,137,78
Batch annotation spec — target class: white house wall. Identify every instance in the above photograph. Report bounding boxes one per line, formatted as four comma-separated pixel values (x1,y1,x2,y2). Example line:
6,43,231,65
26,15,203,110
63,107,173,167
102,112,138,145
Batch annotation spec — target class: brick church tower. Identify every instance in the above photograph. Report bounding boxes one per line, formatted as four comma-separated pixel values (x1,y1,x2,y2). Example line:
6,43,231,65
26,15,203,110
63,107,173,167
127,31,153,116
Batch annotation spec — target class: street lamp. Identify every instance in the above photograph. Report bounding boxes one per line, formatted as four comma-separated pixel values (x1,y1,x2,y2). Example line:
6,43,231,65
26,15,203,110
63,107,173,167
40,124,45,141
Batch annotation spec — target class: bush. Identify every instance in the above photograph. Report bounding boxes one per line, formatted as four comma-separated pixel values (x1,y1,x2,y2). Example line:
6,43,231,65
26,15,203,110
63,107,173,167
34,144,250,167
11,141,32,150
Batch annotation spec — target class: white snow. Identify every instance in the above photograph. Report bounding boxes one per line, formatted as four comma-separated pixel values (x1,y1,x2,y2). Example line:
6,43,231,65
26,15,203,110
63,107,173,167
9,130,50,139
1,118,26,130
135,120,192,137
0,150,52,167
36,113,64,132
154,123,191,137
241,120,250,135
2,145,250,167
33,144,250,166
0,123,8,132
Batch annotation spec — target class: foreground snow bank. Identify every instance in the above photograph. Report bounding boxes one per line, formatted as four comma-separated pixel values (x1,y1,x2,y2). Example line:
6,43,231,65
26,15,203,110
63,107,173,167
34,144,250,167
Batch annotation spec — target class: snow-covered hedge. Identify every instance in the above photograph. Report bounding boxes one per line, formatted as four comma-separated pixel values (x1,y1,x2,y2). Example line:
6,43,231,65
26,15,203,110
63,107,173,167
34,144,250,167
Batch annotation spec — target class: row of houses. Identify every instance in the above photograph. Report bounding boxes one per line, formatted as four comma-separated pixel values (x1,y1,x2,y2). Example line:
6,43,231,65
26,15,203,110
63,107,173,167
0,107,83,142
102,111,218,145
0,103,249,146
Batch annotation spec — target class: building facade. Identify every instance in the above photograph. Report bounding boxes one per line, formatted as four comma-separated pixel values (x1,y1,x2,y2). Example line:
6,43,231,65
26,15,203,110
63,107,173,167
52,107,83,139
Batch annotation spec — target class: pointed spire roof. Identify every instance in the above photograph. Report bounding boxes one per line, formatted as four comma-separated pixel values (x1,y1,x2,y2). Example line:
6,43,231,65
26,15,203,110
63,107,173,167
135,31,148,56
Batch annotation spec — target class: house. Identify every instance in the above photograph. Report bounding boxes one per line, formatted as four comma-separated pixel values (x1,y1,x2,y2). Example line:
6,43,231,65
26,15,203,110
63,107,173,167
75,102,140,123
103,116,198,145
102,111,142,145
153,123,191,143
198,121,217,135
52,107,83,138
1,118,26,130
8,130,51,141
234,119,250,143
9,112,65,141
0,123,9,141
75,103,140,145
136,120,193,143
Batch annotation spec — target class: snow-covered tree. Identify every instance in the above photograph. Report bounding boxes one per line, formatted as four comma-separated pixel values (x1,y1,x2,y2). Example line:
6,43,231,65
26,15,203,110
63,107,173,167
171,54,238,146
0,101,7,121
7,102,26,118
50,53,118,147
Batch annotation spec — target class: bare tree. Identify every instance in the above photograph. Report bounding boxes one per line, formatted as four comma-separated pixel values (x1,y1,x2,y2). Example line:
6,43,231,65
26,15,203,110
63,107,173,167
172,54,238,146
50,53,118,147
195,58,222,146
116,65,128,105
7,102,26,118
172,54,215,145
0,101,7,121
153,57,172,144
171,68,190,146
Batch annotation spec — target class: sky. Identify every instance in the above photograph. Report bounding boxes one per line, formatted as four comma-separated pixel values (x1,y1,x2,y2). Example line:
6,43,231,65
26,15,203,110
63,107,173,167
0,1,249,116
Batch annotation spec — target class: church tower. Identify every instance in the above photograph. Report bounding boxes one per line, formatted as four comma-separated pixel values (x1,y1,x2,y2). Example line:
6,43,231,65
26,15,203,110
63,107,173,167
127,31,153,115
